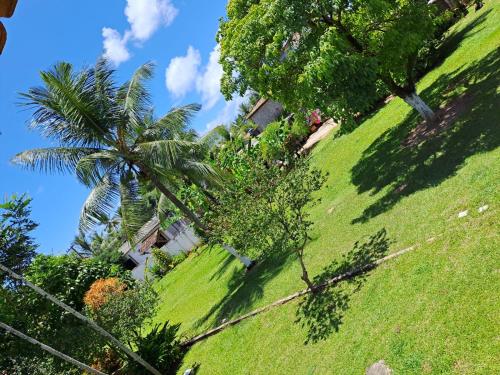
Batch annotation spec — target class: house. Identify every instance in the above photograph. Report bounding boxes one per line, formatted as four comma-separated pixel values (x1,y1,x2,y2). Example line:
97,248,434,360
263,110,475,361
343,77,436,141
0,0,18,54
245,98,284,131
119,217,201,280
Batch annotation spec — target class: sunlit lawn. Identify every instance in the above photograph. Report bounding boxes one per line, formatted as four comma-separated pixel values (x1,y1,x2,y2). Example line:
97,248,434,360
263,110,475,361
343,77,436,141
152,3,500,374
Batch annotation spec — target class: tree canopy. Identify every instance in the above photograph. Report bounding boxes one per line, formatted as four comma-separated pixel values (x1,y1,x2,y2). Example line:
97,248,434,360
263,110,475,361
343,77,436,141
218,0,440,123
0,195,37,285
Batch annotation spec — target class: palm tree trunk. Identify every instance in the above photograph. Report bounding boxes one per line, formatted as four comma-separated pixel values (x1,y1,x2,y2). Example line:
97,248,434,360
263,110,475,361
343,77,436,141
0,322,107,375
139,164,208,231
0,263,163,375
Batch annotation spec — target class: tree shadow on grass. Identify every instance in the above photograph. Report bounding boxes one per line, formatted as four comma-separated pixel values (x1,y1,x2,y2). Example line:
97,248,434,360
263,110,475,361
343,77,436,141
208,252,235,282
296,229,391,344
194,240,294,330
351,48,500,224
427,9,490,74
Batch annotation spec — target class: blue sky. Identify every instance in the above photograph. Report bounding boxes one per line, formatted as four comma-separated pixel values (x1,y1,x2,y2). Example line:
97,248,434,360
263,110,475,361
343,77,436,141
0,0,244,254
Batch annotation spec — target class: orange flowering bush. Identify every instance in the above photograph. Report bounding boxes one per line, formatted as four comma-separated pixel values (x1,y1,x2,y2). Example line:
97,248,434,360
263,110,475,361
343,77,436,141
83,277,126,312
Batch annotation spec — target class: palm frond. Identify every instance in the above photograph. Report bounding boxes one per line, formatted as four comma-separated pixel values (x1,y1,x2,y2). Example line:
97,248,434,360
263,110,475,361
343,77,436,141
79,173,119,233
136,139,199,170
118,173,152,245
140,103,201,142
75,150,122,187
19,62,112,147
92,58,117,121
117,62,155,130
176,159,224,188
11,147,101,174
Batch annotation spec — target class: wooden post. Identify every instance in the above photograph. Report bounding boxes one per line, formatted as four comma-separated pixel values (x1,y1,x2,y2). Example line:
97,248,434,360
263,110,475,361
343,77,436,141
0,321,108,375
0,263,163,375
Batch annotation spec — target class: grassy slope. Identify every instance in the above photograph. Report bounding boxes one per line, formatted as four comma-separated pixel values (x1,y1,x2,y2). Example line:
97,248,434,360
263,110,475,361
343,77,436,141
153,4,500,374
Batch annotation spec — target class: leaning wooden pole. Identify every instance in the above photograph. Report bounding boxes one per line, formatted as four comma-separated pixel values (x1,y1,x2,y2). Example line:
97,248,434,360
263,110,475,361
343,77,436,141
0,321,107,375
0,263,163,375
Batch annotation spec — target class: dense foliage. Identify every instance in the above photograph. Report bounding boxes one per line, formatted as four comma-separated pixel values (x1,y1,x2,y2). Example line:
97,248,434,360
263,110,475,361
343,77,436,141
218,0,444,125
88,281,159,347
84,277,126,311
0,195,37,285
126,321,184,375
208,151,326,286
0,255,133,374
260,117,309,163
150,248,187,278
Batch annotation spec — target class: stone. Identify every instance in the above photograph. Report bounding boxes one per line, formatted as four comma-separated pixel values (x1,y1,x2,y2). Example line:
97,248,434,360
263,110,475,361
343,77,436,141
366,360,392,375
478,205,489,213
458,210,468,218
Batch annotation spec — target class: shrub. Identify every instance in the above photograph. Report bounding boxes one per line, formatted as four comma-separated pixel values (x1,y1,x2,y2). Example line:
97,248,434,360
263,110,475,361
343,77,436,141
91,283,159,344
127,322,184,375
260,118,311,163
259,119,290,162
171,252,187,267
84,277,126,312
151,248,188,278
290,118,310,139
89,348,122,375
151,248,175,277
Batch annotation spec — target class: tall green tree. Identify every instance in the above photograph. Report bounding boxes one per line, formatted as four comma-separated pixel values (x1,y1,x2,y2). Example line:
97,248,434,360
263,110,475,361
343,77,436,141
12,60,218,240
219,0,439,124
0,195,37,285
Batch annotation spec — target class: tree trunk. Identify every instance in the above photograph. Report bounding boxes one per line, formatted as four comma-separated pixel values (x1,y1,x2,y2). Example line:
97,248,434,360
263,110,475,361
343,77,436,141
222,245,254,268
0,322,107,375
0,263,163,375
139,164,208,231
296,249,315,291
403,92,436,122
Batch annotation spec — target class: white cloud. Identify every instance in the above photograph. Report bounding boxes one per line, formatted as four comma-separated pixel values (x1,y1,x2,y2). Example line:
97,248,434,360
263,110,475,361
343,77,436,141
101,0,178,66
196,45,223,110
125,0,178,42
102,28,131,66
205,94,249,132
165,46,202,98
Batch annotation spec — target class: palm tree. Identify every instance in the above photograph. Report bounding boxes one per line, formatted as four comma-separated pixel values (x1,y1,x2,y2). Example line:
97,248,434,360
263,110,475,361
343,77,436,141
12,60,215,240
13,60,253,267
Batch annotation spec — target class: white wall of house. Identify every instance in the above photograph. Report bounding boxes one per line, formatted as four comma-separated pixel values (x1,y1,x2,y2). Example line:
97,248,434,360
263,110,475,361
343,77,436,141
249,100,284,130
124,224,202,280
162,226,201,256
125,246,151,281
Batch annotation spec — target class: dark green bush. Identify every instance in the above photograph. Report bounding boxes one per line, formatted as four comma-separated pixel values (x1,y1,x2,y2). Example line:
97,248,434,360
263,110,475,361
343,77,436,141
151,248,175,277
127,322,184,375
150,248,188,278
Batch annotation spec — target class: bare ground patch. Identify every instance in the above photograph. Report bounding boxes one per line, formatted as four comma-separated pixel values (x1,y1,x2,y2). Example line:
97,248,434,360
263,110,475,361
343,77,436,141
402,93,474,148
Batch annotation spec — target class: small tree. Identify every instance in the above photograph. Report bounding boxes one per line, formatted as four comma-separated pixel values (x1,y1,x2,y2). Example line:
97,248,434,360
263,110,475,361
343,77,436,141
208,153,326,288
0,195,37,285
87,281,159,347
219,0,441,125
273,159,327,289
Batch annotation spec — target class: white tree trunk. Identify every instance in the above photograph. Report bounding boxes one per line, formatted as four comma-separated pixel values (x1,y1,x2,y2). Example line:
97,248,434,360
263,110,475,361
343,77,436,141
222,245,254,268
403,92,436,122
0,263,162,375
0,322,108,375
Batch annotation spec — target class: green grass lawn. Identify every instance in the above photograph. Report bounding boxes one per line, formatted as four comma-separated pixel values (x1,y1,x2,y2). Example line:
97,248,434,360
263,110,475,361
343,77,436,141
152,4,500,374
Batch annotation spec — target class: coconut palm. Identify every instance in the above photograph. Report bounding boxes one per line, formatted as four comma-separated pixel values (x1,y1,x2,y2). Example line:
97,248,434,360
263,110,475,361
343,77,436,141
12,60,216,241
